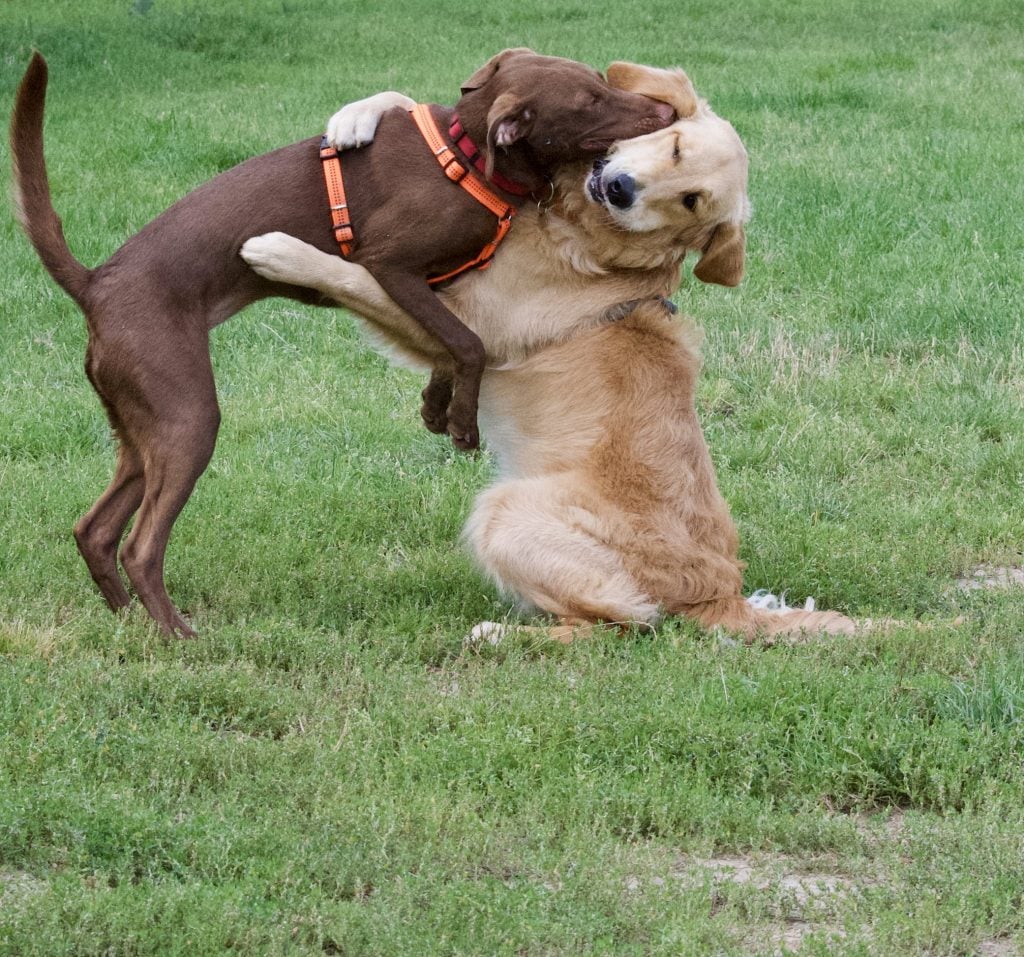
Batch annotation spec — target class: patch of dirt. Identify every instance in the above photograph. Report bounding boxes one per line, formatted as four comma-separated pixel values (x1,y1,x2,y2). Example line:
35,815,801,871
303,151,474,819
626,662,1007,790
956,565,1024,591
977,938,1021,957
683,855,861,916
748,919,848,956
666,852,869,955
434,674,462,698
850,806,909,848
0,869,48,912
662,815,1018,956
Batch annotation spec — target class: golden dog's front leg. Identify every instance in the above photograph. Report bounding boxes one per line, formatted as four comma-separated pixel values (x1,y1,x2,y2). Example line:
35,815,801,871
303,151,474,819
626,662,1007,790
466,618,640,646
240,232,398,322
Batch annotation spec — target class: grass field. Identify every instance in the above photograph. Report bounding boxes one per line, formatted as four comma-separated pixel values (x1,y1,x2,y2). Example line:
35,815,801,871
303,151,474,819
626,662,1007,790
2,0,1023,953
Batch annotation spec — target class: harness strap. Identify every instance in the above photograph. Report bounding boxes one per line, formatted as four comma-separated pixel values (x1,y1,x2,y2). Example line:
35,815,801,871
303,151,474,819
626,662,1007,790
409,104,516,219
408,104,516,285
318,106,517,287
318,136,353,256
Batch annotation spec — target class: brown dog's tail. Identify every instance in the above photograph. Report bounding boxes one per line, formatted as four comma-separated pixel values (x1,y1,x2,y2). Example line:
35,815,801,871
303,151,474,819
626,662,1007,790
10,52,93,307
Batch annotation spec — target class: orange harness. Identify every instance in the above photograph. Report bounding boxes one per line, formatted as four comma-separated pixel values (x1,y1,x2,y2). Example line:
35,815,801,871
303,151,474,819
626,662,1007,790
319,104,517,287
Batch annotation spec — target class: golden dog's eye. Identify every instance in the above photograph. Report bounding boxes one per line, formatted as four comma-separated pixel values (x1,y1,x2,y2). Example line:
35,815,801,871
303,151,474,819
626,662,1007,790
682,193,699,210
672,142,681,162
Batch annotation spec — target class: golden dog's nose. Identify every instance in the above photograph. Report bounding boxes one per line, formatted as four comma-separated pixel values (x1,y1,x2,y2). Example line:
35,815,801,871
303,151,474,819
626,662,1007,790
605,172,636,209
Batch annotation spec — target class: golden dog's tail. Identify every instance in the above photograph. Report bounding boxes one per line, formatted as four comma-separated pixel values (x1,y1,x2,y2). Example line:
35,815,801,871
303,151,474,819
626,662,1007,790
10,52,93,306
682,595,860,641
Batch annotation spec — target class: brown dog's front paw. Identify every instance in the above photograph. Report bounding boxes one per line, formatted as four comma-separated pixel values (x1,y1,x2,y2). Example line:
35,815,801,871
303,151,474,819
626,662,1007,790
421,374,453,434
447,421,480,451
444,393,479,451
420,402,449,434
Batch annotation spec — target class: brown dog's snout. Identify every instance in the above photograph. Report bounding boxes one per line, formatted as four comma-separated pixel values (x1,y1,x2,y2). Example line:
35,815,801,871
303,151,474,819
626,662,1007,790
577,89,676,153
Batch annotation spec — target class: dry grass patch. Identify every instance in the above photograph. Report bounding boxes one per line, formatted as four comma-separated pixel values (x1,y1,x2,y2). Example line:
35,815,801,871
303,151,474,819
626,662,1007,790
957,564,1024,592
0,869,48,914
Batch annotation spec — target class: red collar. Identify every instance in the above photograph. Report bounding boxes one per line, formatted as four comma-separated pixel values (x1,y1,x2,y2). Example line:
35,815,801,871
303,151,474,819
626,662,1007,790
448,115,534,197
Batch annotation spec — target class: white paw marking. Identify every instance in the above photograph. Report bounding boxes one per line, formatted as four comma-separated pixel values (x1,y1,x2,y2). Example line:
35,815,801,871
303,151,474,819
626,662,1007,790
465,621,508,646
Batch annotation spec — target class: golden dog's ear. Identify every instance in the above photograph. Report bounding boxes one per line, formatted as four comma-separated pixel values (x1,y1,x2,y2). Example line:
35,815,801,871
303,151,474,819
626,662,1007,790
484,92,534,179
461,48,536,93
693,222,746,286
606,62,698,118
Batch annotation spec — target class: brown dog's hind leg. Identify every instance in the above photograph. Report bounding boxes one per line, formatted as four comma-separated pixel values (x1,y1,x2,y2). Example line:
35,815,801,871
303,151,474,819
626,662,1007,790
118,420,219,638
73,440,145,611
112,348,221,639
74,343,146,612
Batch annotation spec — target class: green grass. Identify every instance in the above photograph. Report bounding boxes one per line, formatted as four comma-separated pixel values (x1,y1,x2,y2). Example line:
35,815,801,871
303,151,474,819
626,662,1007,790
2,1,1023,953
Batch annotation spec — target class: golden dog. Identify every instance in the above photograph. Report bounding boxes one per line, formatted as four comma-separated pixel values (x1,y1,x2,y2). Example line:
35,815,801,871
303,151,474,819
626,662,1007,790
465,299,857,642
240,65,857,640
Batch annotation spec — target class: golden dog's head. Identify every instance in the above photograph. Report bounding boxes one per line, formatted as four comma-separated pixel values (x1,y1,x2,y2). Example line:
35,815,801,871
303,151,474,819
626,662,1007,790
583,63,750,286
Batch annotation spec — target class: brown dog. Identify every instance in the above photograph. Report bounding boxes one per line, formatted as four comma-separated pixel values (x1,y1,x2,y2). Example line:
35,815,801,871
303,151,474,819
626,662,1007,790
464,300,861,643
9,51,671,638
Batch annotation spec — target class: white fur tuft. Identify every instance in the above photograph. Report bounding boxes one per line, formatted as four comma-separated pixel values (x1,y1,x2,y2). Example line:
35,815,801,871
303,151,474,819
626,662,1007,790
747,589,816,612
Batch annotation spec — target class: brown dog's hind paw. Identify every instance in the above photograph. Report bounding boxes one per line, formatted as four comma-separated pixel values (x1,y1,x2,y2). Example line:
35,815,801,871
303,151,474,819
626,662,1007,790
162,609,198,640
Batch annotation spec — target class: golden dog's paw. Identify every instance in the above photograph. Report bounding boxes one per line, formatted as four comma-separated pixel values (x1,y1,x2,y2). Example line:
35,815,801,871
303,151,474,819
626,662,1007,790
240,232,303,280
240,232,324,287
466,621,508,646
326,92,417,150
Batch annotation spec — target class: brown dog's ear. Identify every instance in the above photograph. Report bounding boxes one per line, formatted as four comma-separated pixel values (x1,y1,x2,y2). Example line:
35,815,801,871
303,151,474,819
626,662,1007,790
606,62,698,119
483,92,534,178
461,47,536,94
693,222,746,286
